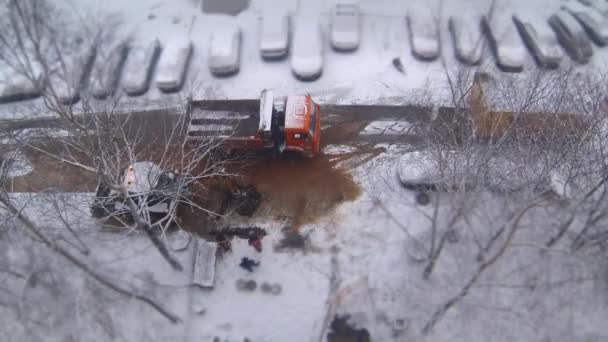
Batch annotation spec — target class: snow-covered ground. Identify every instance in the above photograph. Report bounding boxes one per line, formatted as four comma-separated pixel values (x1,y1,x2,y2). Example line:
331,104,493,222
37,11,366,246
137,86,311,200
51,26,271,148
3,144,608,342
3,0,608,119
3,1,608,341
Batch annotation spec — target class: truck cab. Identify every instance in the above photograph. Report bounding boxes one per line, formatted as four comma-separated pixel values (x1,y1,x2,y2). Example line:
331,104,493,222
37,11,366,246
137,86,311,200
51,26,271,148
281,95,321,156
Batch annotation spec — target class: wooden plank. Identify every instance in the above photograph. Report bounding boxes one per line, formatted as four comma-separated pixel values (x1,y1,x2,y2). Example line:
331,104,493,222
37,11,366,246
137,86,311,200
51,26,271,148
192,239,218,288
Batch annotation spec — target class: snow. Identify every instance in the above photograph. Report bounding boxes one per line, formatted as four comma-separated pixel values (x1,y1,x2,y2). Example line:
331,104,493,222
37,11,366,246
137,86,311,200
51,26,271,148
5,1,608,339
210,26,240,58
191,239,217,288
155,39,193,92
4,141,608,341
0,127,74,145
191,111,250,120
360,120,414,135
0,65,41,103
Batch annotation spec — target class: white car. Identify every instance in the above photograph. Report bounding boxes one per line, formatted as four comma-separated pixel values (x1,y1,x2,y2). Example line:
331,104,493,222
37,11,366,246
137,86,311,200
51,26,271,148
156,39,193,92
123,39,161,96
330,1,360,51
209,26,241,76
291,17,324,80
512,14,563,69
259,12,290,59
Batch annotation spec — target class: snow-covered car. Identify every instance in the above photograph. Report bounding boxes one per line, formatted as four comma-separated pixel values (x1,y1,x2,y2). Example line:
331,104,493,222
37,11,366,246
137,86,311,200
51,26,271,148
122,39,161,96
548,10,593,64
407,8,440,61
397,150,550,196
50,44,96,104
562,0,608,46
513,14,563,69
0,71,42,104
579,0,608,17
259,12,290,59
291,16,324,80
156,39,193,92
209,26,242,76
330,1,360,51
448,15,483,65
90,42,129,99
91,161,185,220
481,15,526,72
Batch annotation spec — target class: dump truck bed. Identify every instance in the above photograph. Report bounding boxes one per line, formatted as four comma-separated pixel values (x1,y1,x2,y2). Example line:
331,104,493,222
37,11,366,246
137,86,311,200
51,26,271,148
187,99,261,139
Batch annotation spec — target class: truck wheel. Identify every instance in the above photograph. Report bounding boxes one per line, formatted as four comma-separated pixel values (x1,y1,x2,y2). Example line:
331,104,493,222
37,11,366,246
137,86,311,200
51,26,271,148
415,192,430,206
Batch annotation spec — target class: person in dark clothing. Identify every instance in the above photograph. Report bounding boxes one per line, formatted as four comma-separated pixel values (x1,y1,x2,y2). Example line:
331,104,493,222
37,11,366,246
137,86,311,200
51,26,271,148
239,257,260,272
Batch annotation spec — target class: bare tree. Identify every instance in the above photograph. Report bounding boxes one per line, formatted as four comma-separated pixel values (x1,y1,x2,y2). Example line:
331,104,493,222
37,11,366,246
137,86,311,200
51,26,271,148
0,0,240,334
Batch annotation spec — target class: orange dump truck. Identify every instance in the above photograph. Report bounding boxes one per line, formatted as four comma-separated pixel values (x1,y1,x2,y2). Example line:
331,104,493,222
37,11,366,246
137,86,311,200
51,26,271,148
187,90,321,157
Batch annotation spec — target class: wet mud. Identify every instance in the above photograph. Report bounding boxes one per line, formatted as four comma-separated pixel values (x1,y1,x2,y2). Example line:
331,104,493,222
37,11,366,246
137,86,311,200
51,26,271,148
234,152,361,227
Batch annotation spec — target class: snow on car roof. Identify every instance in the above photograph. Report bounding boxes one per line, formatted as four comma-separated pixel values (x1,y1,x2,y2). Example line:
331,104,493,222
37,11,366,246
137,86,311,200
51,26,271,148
123,161,162,193
210,26,240,57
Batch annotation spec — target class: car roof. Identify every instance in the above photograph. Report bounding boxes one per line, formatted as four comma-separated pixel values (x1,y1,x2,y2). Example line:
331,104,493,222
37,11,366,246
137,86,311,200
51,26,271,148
261,11,288,34
210,26,240,56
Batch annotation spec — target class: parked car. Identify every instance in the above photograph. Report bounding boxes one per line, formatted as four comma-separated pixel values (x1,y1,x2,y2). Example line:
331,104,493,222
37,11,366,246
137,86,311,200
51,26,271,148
548,10,593,64
209,26,242,76
291,17,324,80
481,16,526,72
330,1,360,51
513,14,563,69
90,42,128,99
156,39,193,92
448,15,483,65
562,0,608,46
407,8,440,61
123,39,161,96
259,12,290,59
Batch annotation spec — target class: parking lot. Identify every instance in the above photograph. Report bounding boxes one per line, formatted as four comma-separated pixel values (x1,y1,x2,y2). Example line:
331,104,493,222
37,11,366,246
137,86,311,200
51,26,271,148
3,0,608,120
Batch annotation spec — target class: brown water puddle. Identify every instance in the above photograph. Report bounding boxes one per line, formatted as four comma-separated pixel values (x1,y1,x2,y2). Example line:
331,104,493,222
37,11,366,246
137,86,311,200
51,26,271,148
235,153,361,227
